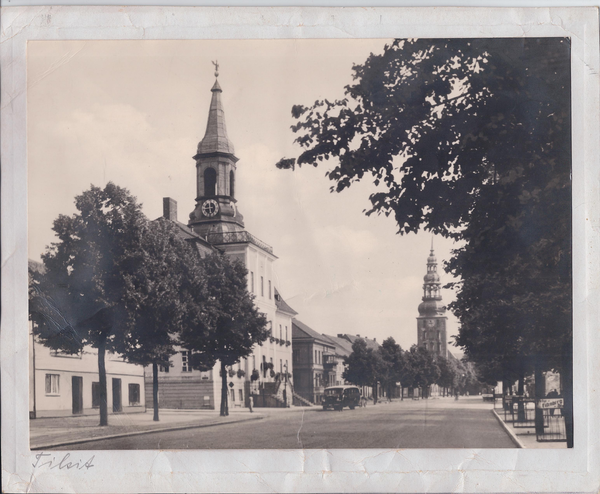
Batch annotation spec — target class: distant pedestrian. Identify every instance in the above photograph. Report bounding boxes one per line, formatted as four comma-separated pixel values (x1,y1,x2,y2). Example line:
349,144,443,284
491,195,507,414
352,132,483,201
249,395,254,413
546,389,559,416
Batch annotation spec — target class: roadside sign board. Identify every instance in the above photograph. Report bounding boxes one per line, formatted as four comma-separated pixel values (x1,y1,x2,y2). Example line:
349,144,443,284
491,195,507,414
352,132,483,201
537,398,564,409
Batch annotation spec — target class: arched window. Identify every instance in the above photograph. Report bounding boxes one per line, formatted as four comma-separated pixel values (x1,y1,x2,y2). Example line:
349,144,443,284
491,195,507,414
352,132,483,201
229,170,235,198
204,167,217,196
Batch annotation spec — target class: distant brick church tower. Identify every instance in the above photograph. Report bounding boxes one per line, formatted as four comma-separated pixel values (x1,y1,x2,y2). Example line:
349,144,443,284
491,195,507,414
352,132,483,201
417,241,448,358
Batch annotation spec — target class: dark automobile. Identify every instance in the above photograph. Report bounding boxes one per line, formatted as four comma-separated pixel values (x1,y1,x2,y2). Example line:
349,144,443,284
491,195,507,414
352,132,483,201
321,385,361,411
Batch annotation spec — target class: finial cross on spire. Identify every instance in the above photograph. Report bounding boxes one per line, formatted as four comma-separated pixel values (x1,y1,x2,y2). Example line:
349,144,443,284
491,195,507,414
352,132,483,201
212,60,219,78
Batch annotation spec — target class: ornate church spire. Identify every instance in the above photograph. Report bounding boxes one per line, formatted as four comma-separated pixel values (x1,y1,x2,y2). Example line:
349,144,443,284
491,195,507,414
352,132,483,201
195,60,236,158
189,63,244,237
418,242,445,316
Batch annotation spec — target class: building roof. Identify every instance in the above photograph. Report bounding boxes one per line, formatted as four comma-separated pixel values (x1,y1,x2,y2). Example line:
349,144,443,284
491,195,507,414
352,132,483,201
274,288,297,316
321,334,353,357
153,216,218,256
337,333,380,351
195,78,236,157
292,319,333,347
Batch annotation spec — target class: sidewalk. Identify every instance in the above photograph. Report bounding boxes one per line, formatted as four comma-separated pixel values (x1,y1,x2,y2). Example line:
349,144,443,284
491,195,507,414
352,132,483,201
30,408,266,450
492,408,567,449
30,404,319,450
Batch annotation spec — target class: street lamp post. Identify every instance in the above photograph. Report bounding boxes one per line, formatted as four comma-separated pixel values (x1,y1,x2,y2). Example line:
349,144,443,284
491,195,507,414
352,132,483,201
283,363,289,407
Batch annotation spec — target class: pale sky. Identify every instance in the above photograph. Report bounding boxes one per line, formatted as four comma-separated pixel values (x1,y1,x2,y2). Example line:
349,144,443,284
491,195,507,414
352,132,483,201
28,39,461,352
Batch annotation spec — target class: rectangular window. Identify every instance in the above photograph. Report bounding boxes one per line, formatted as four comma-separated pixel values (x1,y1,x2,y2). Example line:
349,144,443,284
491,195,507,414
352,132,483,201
159,364,169,373
279,324,282,340
230,389,235,402
285,326,288,341
250,271,255,293
269,280,272,299
182,351,191,372
239,389,243,402
129,383,140,406
50,348,82,359
45,374,60,395
315,350,317,363
280,359,283,373
92,382,101,408
261,276,264,297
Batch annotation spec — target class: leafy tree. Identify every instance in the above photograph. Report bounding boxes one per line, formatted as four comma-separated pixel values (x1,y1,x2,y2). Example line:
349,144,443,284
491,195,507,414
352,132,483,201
118,218,211,422
278,38,572,445
39,183,147,426
343,338,383,403
405,346,440,398
378,337,404,400
435,356,455,397
178,253,269,416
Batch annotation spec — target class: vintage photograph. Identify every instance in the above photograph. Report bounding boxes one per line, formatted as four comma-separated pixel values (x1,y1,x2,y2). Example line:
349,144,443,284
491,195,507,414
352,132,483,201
27,37,572,451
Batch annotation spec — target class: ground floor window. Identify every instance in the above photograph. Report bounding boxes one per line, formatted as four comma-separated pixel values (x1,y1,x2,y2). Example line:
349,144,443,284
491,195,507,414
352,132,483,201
230,389,235,402
129,383,140,406
92,382,101,408
239,389,243,402
45,374,60,395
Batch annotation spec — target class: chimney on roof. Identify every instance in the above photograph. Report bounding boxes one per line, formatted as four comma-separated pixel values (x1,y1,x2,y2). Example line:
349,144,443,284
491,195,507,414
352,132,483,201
356,334,360,337
163,197,177,222
374,338,376,342
337,334,343,338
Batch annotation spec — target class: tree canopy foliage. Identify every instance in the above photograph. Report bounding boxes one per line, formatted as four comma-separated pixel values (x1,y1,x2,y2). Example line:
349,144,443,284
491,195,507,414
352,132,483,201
280,39,571,399
37,183,148,425
178,252,269,416
118,217,212,421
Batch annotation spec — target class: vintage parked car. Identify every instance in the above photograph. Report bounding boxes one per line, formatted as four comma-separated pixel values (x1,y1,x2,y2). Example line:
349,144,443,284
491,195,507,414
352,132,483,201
321,385,361,411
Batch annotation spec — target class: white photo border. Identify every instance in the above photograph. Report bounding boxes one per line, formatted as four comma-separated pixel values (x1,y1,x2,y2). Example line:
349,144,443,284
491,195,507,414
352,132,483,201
1,6,598,493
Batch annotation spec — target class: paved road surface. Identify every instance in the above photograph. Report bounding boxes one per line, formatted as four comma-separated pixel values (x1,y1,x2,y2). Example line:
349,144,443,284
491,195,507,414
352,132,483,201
52,398,515,449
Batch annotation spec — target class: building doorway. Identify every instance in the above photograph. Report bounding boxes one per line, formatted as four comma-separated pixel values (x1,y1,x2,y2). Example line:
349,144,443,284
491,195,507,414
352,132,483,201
71,376,83,415
112,378,122,412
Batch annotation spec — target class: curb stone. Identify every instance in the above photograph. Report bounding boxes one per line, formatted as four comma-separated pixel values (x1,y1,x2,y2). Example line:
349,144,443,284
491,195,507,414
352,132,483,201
31,415,265,450
492,408,525,448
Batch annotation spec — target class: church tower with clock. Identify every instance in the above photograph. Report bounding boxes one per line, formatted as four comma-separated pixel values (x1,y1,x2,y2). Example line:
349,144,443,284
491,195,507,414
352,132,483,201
189,64,245,239
417,242,448,358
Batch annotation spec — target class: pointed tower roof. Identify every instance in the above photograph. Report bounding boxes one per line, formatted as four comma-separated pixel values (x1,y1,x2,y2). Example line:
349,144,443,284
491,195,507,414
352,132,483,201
418,239,445,317
196,75,236,157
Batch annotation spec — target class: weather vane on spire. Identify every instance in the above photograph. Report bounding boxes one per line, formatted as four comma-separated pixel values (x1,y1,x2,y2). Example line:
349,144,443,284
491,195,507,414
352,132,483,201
212,60,219,78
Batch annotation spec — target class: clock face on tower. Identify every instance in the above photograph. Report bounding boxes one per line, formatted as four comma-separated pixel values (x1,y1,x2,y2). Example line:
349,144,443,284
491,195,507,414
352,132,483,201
202,199,219,217
426,319,435,327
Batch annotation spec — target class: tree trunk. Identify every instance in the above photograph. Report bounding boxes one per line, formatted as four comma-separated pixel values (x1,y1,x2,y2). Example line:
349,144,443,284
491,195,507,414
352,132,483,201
401,386,404,400
152,362,159,422
562,350,574,448
220,361,229,416
534,361,545,436
372,381,378,405
98,339,108,426
517,373,526,422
